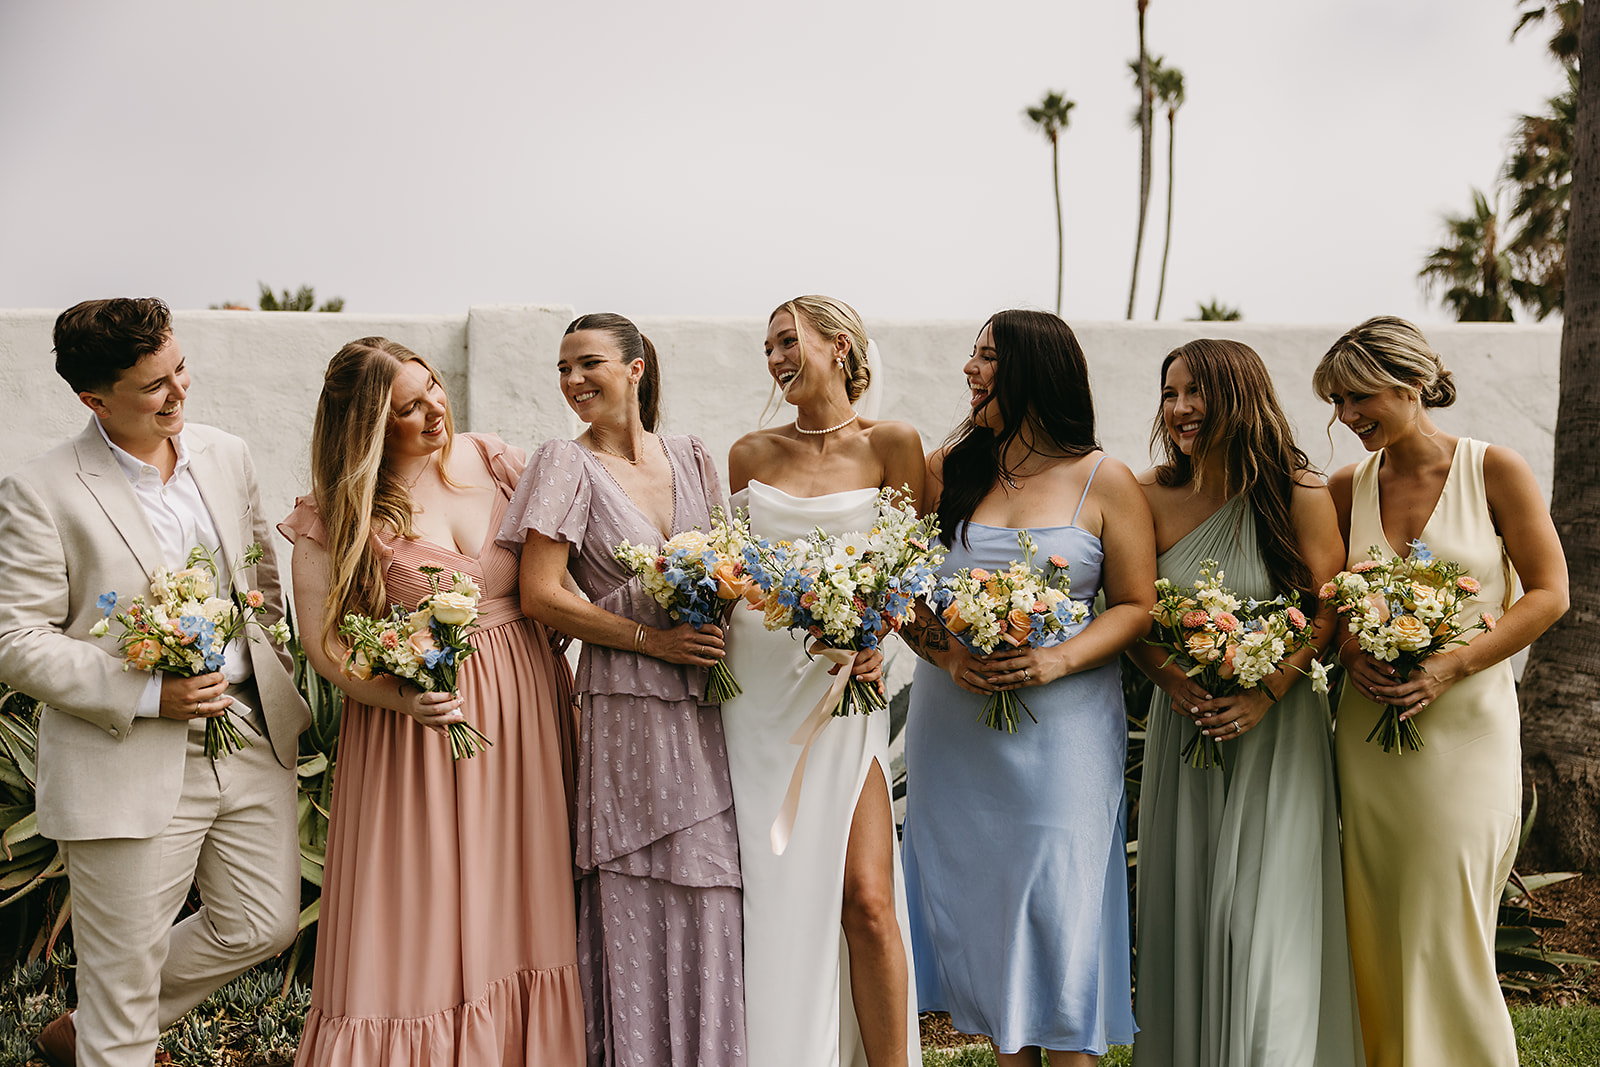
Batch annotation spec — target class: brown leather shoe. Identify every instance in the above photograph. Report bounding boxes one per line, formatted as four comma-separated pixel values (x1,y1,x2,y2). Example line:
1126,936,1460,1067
33,1011,75,1067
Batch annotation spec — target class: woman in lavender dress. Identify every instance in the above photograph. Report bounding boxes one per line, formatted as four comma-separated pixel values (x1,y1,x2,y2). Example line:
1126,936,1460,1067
499,313,746,1067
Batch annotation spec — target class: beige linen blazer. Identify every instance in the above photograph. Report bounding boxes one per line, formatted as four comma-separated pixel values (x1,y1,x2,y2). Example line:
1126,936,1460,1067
0,419,310,840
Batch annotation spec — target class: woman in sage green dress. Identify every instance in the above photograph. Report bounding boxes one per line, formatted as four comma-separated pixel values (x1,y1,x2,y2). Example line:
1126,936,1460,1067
1130,339,1362,1067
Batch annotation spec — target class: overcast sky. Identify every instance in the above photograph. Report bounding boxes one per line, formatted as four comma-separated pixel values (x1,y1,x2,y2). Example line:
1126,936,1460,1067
0,0,1567,325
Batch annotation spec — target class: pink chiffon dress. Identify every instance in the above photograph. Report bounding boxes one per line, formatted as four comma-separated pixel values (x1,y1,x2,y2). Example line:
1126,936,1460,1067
280,432,585,1066
497,433,746,1067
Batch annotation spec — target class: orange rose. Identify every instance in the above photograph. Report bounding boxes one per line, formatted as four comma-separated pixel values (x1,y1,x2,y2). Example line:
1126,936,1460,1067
1389,615,1430,652
406,629,438,661
714,560,748,601
1362,591,1391,624
1001,608,1033,646
1184,631,1219,663
941,603,970,634
1217,643,1238,679
346,648,374,681
125,638,162,670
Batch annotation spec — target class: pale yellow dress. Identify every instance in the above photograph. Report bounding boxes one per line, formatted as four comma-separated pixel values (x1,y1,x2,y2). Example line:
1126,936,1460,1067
1337,437,1520,1067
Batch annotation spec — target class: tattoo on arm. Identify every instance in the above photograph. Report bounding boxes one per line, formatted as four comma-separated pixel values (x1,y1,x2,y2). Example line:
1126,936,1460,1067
903,615,950,661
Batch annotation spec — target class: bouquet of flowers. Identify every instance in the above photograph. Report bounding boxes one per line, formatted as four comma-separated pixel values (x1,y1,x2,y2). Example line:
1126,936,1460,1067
613,507,762,702
927,530,1091,733
91,543,290,758
338,566,492,759
1319,539,1496,754
749,487,944,717
1147,561,1321,769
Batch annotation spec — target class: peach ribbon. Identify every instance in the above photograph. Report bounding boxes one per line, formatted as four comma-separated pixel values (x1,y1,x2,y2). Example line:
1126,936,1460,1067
770,645,857,856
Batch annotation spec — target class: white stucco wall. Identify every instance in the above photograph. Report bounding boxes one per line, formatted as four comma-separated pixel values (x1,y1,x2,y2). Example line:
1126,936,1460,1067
0,305,1561,704
0,305,1561,548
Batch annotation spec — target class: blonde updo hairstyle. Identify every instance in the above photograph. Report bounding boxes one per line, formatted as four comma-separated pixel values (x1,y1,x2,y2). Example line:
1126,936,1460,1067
772,295,872,404
1313,315,1458,412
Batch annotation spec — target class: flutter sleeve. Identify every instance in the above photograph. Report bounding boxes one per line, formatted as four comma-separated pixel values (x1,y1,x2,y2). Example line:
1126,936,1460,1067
277,495,328,548
277,495,395,571
496,437,592,552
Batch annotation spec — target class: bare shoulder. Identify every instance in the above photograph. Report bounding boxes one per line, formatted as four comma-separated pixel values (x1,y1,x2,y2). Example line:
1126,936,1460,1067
864,417,923,451
1481,442,1537,484
1087,453,1141,498
1135,465,1161,488
1326,463,1356,497
726,427,788,492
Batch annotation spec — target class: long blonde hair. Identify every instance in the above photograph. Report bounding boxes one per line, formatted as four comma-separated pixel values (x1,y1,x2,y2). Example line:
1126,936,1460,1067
310,337,457,648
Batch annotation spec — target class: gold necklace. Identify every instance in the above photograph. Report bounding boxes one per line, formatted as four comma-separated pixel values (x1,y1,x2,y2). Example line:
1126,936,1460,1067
590,431,648,465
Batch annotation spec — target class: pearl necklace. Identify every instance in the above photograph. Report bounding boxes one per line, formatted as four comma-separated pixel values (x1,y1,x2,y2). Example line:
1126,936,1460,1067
795,411,860,435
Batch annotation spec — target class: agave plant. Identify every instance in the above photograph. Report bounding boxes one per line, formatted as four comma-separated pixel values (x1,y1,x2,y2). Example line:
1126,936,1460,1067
0,684,71,967
280,606,344,989
1496,785,1596,993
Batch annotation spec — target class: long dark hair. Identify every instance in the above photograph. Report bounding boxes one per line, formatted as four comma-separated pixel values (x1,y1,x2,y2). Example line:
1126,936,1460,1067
566,313,662,431
937,310,1099,547
1150,338,1315,602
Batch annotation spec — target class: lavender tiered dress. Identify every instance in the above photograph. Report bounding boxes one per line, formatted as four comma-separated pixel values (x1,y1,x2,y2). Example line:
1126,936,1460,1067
498,434,746,1067
282,433,585,1067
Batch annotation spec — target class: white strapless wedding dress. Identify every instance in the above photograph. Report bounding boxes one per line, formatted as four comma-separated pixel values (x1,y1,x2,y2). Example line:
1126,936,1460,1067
721,480,922,1067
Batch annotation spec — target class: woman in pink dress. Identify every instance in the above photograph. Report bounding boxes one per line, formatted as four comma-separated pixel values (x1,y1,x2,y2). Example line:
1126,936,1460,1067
282,336,584,1066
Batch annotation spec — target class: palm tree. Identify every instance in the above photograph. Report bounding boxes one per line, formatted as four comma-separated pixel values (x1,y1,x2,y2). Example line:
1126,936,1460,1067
1520,0,1600,874
257,283,345,312
1025,90,1077,316
1191,298,1241,321
1513,0,1582,63
1418,189,1516,321
1127,0,1153,320
1151,61,1186,320
1505,66,1576,319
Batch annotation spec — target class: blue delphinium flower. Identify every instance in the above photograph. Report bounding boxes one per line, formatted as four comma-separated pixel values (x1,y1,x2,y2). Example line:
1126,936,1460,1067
1407,538,1433,561
97,592,118,617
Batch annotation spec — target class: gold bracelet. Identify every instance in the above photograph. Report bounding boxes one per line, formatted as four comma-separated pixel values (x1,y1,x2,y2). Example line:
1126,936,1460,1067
633,623,646,654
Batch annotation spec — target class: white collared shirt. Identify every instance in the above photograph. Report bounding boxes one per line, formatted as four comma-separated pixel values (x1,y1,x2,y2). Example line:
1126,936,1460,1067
95,420,253,716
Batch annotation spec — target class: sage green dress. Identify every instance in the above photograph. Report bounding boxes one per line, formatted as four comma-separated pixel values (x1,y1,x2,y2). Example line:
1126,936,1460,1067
1133,496,1363,1067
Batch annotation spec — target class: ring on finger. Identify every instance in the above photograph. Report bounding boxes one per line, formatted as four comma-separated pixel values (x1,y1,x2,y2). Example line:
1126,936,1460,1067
1232,720,1242,734
1022,669,1031,682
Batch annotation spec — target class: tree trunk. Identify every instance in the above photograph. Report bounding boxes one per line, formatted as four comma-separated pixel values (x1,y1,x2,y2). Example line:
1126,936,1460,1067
1127,2,1152,320
1155,109,1176,320
1052,137,1064,316
1520,3,1600,873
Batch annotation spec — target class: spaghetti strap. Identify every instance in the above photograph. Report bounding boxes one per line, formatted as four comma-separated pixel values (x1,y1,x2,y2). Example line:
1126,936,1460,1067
1070,454,1108,528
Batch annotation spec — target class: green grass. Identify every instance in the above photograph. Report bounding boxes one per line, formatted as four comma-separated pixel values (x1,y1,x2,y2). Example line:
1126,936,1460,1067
1512,1004,1600,1067
922,1008,1599,1067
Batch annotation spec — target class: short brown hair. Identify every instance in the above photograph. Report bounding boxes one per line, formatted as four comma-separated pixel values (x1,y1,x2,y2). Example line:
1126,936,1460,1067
54,298,172,394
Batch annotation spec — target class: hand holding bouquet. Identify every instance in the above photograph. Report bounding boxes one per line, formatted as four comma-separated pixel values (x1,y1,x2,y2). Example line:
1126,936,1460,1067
338,566,493,759
1320,539,1495,754
749,487,943,717
613,506,761,702
1147,561,1320,769
91,543,290,758
928,530,1090,733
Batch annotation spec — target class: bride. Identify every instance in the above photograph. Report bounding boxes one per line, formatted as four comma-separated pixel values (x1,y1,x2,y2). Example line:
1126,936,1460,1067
722,295,924,1067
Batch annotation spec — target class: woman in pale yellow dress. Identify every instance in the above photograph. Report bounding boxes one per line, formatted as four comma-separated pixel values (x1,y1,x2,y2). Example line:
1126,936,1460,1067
1314,317,1568,1067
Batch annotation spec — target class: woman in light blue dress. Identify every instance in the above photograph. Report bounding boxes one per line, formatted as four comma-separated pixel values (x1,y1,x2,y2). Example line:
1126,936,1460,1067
899,310,1156,1067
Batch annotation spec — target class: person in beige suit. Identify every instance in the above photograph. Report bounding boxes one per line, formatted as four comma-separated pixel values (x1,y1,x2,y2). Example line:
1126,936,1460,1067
0,298,310,1067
